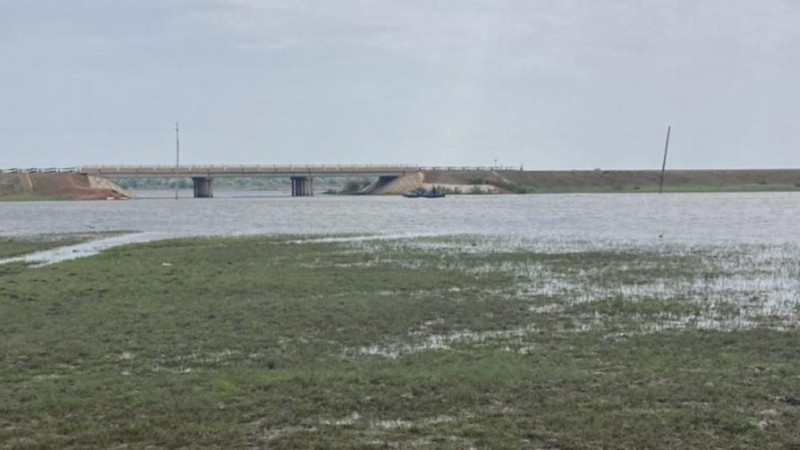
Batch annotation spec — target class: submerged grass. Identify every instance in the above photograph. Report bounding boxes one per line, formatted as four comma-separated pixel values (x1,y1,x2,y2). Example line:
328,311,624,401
1,234,799,448
0,233,119,259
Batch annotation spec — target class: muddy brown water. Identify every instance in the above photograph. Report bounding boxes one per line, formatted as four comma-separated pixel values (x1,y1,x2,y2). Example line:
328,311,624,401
1,190,798,246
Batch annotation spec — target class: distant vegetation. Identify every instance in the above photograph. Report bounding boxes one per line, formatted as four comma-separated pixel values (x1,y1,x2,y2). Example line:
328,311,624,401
325,179,372,195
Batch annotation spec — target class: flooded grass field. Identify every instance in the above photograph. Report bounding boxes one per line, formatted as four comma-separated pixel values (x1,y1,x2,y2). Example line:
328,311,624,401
1,233,799,448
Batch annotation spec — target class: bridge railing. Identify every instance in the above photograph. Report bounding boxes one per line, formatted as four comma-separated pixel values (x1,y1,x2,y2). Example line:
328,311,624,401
77,164,421,172
0,167,78,174
1,165,524,174
421,166,522,171
77,165,522,171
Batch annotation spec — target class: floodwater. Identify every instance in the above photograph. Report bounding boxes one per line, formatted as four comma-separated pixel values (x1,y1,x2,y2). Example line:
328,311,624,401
1,190,798,246
2,190,798,338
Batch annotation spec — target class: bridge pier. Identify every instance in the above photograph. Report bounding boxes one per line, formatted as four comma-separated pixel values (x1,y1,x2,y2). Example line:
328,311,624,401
192,177,213,198
290,176,313,197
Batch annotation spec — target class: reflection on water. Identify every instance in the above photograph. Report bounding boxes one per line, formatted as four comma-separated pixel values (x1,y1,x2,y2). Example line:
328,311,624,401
133,189,291,199
2,191,799,246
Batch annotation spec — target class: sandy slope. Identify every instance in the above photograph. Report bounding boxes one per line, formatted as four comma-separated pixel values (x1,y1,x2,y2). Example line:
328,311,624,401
0,173,130,200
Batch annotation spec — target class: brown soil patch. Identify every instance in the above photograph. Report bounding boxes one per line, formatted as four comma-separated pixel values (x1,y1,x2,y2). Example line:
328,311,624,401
0,173,130,200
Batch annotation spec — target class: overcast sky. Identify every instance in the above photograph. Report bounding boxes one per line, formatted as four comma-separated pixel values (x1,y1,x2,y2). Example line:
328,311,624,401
1,0,798,169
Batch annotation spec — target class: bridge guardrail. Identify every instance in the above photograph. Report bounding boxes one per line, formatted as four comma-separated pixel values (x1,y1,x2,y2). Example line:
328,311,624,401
0,167,79,174
77,165,520,171
1,165,523,174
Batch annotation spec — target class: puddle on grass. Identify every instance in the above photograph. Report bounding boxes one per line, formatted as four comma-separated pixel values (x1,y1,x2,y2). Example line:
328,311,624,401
375,416,456,430
358,325,538,359
257,413,474,448
320,412,361,426
319,413,458,430
529,303,565,314
566,311,774,335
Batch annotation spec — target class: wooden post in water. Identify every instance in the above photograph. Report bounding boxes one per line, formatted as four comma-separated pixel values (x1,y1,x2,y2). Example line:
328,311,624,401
659,126,671,194
175,122,180,200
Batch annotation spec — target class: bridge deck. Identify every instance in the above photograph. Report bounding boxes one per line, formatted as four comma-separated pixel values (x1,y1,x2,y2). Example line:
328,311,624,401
77,165,422,177
1,165,518,176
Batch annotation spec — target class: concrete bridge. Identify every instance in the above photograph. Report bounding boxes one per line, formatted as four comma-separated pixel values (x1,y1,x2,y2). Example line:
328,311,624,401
3,164,519,198
77,164,424,197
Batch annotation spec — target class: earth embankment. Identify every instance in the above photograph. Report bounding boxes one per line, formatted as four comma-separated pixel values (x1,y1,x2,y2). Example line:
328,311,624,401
0,173,130,200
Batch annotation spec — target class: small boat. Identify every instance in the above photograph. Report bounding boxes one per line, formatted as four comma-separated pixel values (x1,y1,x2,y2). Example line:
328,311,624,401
403,187,445,198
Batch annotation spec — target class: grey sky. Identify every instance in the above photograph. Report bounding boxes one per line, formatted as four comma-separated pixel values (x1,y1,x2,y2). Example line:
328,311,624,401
1,0,798,169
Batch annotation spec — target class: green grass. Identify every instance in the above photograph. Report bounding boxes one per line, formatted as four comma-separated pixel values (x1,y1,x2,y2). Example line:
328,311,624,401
1,235,799,448
505,183,800,194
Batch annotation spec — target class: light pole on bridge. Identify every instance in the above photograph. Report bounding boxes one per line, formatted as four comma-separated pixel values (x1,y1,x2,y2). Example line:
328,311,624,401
175,122,180,200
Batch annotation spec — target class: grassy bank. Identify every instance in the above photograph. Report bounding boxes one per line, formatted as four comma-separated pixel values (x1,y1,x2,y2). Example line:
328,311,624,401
511,183,800,194
1,235,799,448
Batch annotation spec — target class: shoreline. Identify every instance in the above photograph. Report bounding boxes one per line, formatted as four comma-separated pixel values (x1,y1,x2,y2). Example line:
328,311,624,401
3,169,800,200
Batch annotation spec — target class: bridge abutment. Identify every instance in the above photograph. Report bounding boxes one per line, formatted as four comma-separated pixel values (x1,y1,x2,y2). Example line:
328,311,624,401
192,177,214,198
290,176,313,197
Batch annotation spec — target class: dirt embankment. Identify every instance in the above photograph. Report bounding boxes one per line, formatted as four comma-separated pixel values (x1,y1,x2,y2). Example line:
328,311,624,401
364,172,503,195
0,173,130,200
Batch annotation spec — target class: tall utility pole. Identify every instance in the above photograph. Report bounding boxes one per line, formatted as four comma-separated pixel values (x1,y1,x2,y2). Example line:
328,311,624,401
659,125,671,194
175,122,180,200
